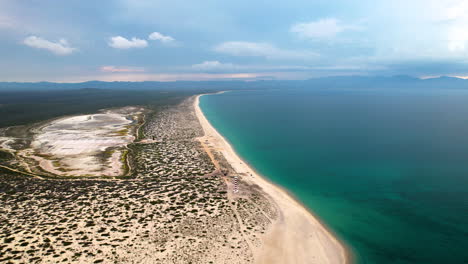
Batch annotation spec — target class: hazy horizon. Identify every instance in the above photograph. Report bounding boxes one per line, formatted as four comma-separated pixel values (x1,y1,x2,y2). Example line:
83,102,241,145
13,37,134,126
1,74,468,85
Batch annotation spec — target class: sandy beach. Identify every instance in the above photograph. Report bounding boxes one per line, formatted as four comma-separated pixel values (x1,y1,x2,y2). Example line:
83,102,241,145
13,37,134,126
195,94,348,264
0,95,349,263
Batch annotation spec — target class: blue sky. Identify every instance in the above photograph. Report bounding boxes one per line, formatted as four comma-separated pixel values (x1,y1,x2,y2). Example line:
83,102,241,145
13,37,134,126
2,0,468,82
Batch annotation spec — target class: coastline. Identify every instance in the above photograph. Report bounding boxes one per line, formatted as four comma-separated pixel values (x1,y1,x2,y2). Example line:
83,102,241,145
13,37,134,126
194,94,349,264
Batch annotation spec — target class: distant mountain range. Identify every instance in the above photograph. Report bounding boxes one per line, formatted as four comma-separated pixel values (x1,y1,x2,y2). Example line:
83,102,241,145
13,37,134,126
1,75,467,91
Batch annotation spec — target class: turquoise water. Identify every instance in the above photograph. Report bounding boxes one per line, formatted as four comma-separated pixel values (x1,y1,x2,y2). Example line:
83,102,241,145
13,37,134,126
200,89,468,264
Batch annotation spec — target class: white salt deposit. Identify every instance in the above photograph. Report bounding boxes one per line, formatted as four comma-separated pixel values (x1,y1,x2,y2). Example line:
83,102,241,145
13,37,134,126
26,108,140,176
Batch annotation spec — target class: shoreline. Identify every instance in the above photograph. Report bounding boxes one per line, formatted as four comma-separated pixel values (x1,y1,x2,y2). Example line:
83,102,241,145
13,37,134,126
194,94,349,264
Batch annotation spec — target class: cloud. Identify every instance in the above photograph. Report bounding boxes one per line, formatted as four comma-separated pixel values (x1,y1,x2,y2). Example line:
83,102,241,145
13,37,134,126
108,36,148,49
191,61,236,71
190,61,301,72
365,0,468,59
434,0,468,22
291,18,361,40
447,26,468,52
148,32,175,43
100,66,145,73
438,2,468,53
84,73,278,82
23,36,76,55
189,60,382,74
213,41,318,60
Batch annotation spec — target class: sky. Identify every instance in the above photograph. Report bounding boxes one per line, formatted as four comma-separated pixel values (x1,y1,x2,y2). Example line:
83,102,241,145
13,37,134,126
2,0,468,82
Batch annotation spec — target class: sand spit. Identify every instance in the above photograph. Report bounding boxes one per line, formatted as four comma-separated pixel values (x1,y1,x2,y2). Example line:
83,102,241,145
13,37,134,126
19,107,143,177
194,94,347,264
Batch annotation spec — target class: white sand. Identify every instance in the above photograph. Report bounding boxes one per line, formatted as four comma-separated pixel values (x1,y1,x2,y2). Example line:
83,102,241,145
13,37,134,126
195,95,348,264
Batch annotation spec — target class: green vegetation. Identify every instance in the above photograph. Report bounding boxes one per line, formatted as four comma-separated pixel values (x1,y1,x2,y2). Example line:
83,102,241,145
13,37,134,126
0,150,14,161
113,128,129,136
0,89,198,128
120,149,129,175
0,95,273,264
135,113,147,141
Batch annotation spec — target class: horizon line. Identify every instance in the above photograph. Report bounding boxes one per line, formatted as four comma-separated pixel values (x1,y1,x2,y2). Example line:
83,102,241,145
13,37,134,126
1,74,467,84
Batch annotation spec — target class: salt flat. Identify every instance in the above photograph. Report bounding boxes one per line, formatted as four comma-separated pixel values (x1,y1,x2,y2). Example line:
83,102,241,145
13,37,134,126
23,107,142,177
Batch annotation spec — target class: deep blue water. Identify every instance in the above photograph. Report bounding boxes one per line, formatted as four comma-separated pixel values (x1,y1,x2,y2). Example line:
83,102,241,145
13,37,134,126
200,89,468,264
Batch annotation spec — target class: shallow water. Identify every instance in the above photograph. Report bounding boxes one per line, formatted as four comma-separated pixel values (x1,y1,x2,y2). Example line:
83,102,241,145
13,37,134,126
200,89,468,264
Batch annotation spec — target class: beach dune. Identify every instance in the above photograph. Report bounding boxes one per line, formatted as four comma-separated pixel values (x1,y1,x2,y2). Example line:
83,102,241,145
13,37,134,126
194,94,348,264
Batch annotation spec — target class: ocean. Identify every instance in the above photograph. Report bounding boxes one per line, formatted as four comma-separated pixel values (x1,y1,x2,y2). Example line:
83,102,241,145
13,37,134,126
200,88,468,264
